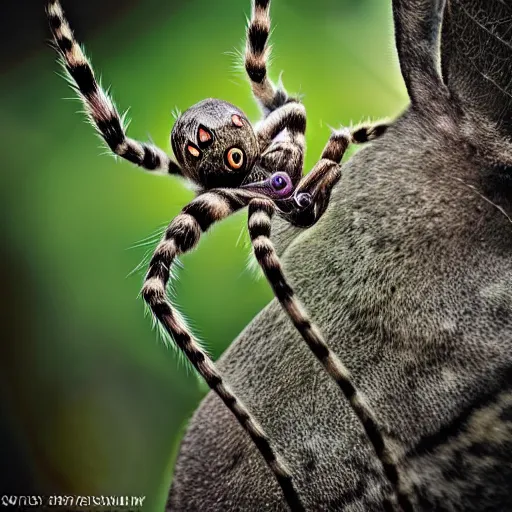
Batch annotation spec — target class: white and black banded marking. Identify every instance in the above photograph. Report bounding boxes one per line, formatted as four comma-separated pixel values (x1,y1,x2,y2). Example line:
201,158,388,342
245,0,271,83
320,128,352,163
141,189,305,511
257,101,307,151
45,0,181,174
285,130,348,228
247,199,415,512
351,123,389,144
295,126,387,203
245,0,291,112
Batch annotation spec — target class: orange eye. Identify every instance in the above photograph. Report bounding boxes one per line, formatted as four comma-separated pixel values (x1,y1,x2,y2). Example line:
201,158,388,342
187,144,200,158
232,114,244,127
198,127,212,144
226,148,244,169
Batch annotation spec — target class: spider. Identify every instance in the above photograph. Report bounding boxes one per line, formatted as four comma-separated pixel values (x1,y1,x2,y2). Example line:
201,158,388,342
170,0,512,510
45,0,406,510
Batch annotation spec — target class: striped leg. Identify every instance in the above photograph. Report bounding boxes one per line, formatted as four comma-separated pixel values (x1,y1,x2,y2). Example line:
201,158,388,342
46,0,181,174
141,189,304,511
351,122,389,144
245,0,294,113
248,198,415,512
289,124,389,227
284,129,348,227
286,159,341,228
255,101,307,187
257,102,307,152
296,128,350,194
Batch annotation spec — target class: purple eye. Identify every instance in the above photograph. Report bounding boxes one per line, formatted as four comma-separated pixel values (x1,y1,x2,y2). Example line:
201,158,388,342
271,174,287,190
295,192,312,209
268,172,293,197
241,172,294,199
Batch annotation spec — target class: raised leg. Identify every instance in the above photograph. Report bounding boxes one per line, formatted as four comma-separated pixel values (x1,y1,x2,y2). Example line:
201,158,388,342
141,189,304,511
256,102,307,151
249,101,307,186
281,129,348,227
392,0,449,106
286,123,391,227
46,0,181,174
245,0,295,114
247,198,415,512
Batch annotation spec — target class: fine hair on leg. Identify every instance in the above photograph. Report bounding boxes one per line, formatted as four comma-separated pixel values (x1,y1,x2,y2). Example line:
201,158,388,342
142,188,305,511
248,143,415,511
45,0,181,174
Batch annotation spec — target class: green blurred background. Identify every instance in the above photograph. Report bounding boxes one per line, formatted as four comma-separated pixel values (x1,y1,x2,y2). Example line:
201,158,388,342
0,0,406,509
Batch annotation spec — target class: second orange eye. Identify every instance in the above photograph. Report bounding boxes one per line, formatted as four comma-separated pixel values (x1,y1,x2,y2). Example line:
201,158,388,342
226,148,244,169
232,114,244,127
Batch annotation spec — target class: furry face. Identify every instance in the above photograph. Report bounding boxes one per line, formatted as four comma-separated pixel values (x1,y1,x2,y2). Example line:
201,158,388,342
171,99,259,189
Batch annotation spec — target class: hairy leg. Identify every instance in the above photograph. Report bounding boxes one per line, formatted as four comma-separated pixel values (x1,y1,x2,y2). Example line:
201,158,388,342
256,102,307,155
287,124,391,227
245,0,296,114
249,101,307,186
247,197,415,512
351,122,390,143
46,0,181,174
141,188,304,511
283,129,348,227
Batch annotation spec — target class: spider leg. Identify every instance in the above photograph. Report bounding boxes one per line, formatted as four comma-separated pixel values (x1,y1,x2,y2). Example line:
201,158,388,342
256,102,306,154
141,189,304,511
46,0,181,175
252,101,307,187
248,198,415,512
393,0,449,106
281,129,349,227
245,0,295,114
286,124,391,227
351,122,390,144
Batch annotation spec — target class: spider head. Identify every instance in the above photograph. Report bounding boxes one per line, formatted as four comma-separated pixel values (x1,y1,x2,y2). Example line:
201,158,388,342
171,99,259,189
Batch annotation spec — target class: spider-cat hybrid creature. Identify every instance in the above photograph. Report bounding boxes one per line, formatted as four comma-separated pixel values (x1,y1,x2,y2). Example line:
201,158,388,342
170,0,512,510
46,0,401,510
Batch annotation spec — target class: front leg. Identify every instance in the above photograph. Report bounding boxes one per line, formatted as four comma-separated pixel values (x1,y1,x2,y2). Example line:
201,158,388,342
285,123,392,227
141,188,304,511
256,101,307,151
253,101,307,186
283,129,351,227
247,198,414,512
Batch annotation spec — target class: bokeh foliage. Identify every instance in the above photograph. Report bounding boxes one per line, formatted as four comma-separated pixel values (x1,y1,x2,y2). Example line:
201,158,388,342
0,0,406,509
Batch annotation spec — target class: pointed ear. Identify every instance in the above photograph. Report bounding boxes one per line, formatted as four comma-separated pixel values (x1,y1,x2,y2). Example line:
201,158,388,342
441,0,512,140
392,0,449,107
197,125,214,148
